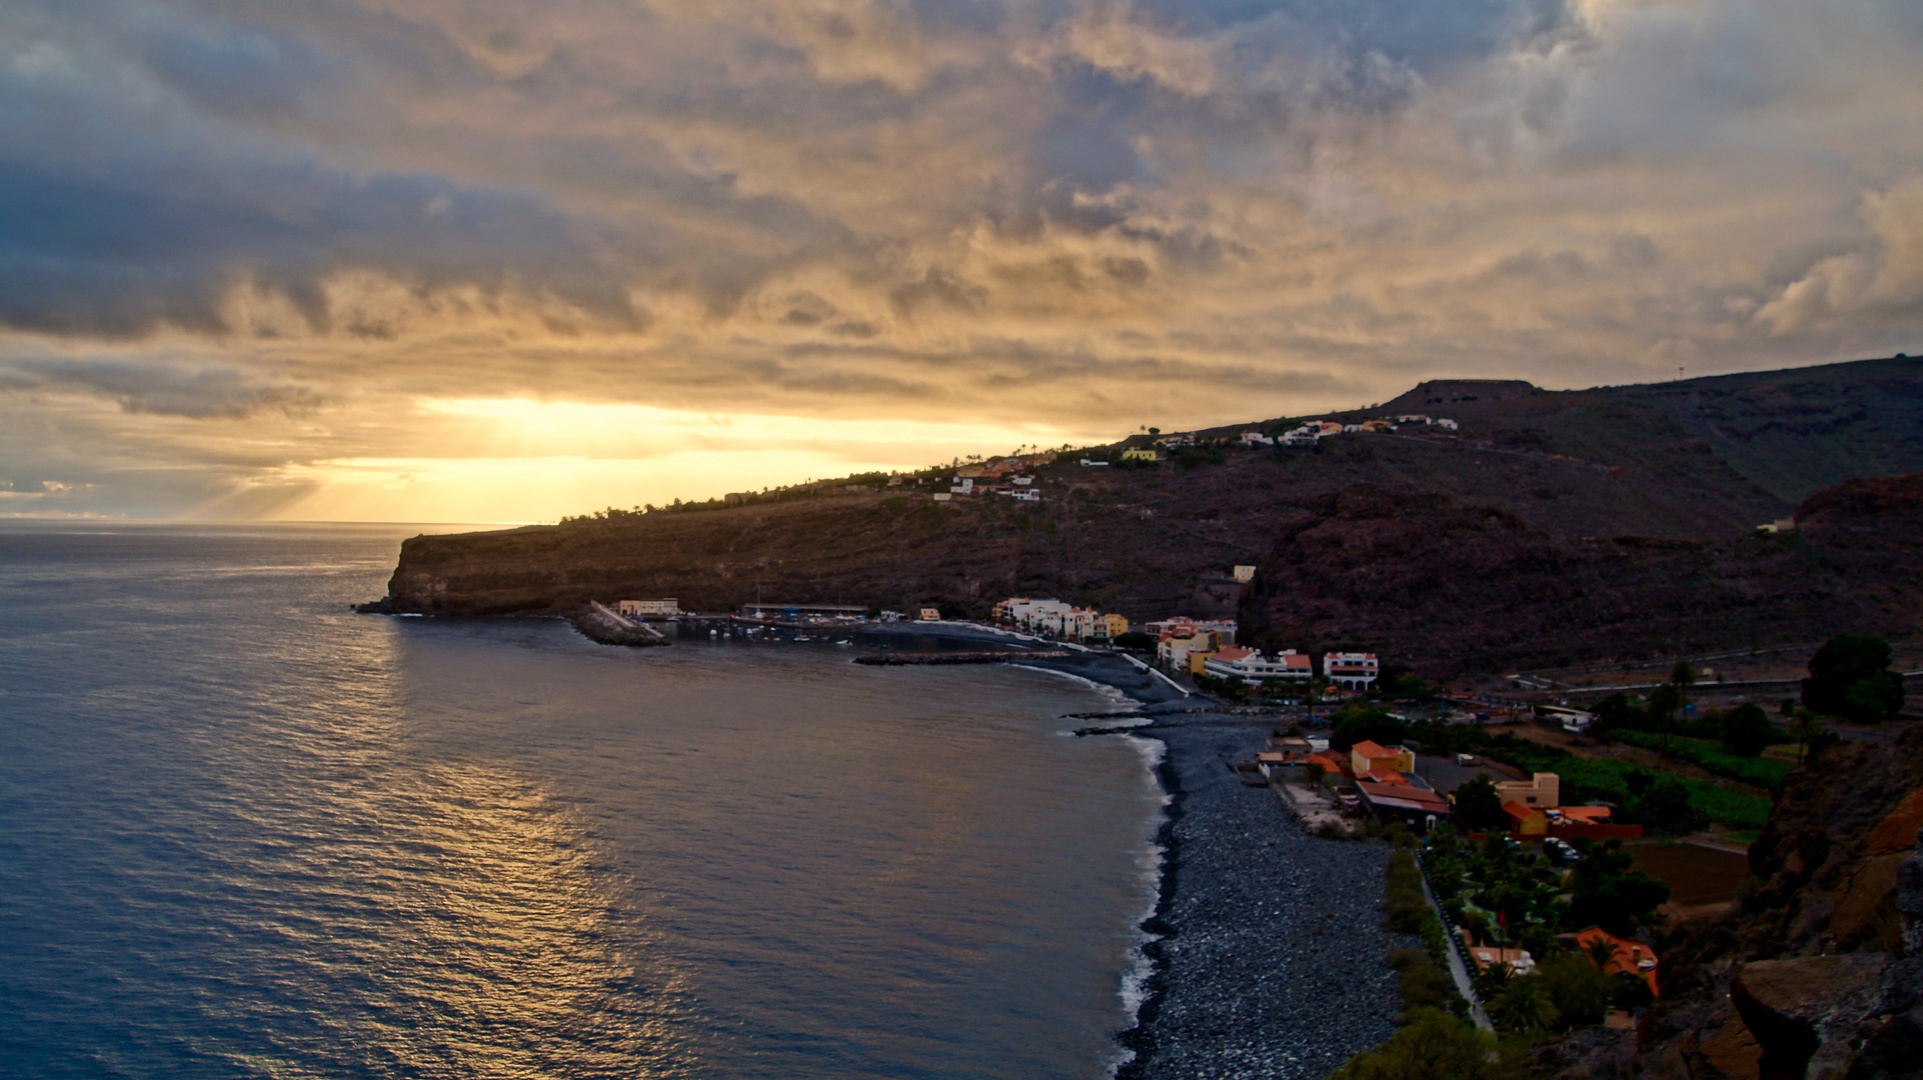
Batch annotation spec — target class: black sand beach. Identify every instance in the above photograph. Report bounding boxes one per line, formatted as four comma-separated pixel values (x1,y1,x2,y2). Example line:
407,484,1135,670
849,626,1408,1077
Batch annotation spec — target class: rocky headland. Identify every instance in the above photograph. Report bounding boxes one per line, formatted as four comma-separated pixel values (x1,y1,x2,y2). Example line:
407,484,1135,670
362,356,1923,679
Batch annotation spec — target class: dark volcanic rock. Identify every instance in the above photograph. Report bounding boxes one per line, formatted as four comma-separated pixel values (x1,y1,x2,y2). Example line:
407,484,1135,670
1237,474,1923,677
1529,725,1923,1080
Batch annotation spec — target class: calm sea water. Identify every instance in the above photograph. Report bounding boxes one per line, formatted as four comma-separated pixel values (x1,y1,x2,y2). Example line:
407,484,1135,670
0,523,1164,1079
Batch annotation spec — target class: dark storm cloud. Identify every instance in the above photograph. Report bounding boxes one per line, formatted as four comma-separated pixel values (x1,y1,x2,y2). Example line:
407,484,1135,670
3,358,324,418
0,0,1920,519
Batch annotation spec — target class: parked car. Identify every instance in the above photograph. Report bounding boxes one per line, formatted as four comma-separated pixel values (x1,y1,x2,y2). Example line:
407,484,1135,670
1456,753,1479,765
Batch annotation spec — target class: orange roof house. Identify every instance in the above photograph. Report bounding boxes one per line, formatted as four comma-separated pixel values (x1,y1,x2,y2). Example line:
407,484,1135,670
1503,800,1548,836
1571,926,1659,997
1349,740,1415,778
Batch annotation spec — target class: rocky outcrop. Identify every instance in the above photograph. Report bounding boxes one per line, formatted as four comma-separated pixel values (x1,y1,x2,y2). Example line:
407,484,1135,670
1729,954,1890,1080
1533,728,1923,1080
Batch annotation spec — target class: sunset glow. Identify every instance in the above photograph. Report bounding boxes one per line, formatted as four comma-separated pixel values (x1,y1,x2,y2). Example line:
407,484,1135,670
2,1,1920,520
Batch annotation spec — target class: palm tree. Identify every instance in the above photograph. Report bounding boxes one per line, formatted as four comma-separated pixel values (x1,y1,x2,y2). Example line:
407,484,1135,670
1491,976,1561,1034
1788,709,1825,764
1584,934,1622,975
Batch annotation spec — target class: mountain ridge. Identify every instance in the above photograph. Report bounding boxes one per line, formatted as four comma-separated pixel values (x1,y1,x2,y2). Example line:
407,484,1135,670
367,355,1923,676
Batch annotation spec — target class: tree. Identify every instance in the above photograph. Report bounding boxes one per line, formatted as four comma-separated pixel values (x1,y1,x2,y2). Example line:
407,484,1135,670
1584,934,1623,975
1537,952,1610,1030
1802,634,1906,723
1720,703,1776,758
1628,776,1696,832
1787,708,1827,764
1568,840,1671,935
1452,774,1506,831
1490,976,1560,1034
1646,682,1682,758
1331,708,1409,751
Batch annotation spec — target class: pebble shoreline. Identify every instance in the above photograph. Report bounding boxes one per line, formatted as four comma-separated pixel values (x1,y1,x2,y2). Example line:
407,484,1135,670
845,628,1415,1076
1111,713,1410,1079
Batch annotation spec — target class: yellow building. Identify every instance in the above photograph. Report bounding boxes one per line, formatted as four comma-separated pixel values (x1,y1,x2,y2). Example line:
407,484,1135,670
1121,448,1159,462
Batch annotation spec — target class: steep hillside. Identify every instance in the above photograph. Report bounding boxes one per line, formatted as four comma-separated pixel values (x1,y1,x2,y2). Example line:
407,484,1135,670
369,356,1923,675
1531,727,1923,1080
1235,474,1923,677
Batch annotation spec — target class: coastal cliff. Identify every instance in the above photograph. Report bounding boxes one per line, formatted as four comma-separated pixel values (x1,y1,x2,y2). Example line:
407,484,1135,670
366,356,1923,678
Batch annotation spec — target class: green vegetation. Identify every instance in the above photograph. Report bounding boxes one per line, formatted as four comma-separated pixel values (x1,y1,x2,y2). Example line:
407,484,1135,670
1611,731,1795,789
1411,721,1773,830
1802,633,1906,723
1566,839,1669,937
1327,1008,1514,1080
1450,775,1505,831
1332,707,1409,751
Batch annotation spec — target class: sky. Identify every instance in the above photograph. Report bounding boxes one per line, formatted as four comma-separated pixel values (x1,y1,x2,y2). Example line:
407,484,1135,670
3,0,1921,522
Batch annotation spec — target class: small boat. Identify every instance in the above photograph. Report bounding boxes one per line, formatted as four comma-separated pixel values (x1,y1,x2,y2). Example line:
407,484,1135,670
793,634,812,642
709,629,718,638
834,639,853,647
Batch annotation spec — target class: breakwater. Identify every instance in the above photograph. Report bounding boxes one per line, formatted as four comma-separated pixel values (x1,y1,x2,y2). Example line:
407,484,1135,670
570,601,670,647
854,649,1069,666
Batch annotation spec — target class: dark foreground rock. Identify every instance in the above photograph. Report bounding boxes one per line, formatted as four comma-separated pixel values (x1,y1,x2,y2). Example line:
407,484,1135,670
1114,714,1408,1079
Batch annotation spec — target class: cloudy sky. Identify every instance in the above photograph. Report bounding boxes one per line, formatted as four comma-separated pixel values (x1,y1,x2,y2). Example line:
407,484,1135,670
3,0,1921,521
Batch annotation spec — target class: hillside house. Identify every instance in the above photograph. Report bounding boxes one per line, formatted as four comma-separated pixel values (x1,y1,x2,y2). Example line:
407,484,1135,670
1079,458,1110,466
1009,489,1040,503
1436,418,1459,430
1232,565,1256,582
1497,772,1560,808
1395,414,1431,424
1159,630,1222,670
919,607,942,621
1239,431,1274,447
1566,927,1659,996
1323,652,1380,690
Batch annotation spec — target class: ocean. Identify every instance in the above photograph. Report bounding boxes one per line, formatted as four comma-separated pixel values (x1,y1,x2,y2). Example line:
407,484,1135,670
0,523,1166,1079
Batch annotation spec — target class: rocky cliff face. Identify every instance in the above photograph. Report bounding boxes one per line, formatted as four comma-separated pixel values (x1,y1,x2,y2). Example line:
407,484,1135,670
1533,728,1923,1080
366,358,1923,677
1236,474,1923,677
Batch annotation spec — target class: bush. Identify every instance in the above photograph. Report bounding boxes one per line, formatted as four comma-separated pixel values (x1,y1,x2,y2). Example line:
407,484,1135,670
1333,708,1409,751
1803,634,1906,722
1329,1008,1506,1080
1537,952,1610,1030
1383,850,1430,934
1720,703,1777,758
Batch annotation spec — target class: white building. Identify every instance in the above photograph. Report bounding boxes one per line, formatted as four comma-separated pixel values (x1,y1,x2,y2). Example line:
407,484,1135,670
1232,565,1257,583
994,597,1074,628
1436,418,1458,430
617,598,681,617
1009,489,1040,502
1012,476,1034,486
1323,652,1380,690
1079,458,1110,466
1204,647,1314,685
1239,431,1274,447
950,478,974,494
